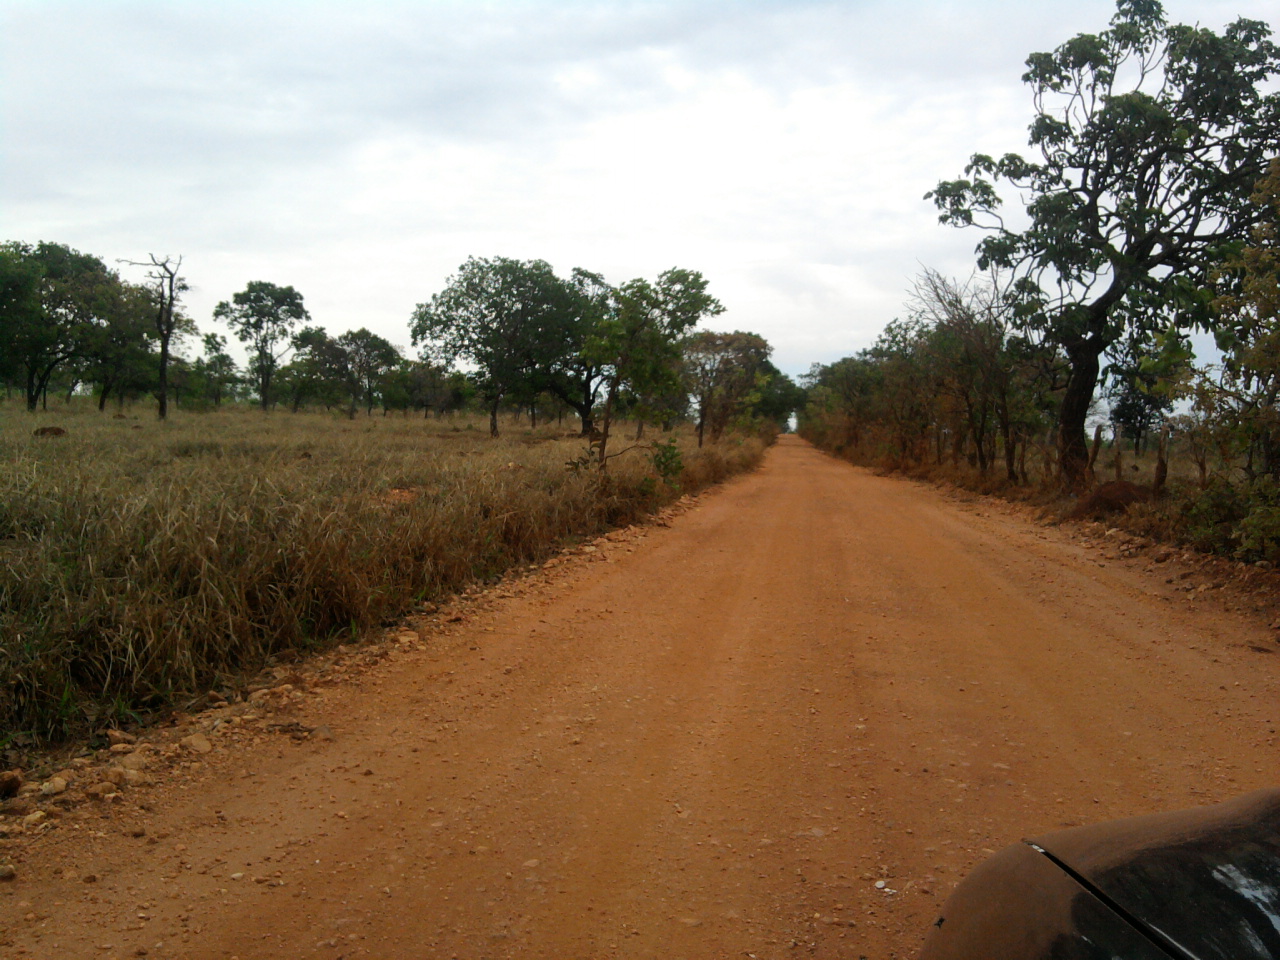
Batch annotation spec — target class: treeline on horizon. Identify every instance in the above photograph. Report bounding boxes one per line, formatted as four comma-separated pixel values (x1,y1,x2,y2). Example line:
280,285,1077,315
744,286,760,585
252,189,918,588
0,249,805,452
801,1,1280,563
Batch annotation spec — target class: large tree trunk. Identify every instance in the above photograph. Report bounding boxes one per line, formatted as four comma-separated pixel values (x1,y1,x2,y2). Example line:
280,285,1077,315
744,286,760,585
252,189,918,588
260,367,272,412
1058,346,1101,488
489,398,500,438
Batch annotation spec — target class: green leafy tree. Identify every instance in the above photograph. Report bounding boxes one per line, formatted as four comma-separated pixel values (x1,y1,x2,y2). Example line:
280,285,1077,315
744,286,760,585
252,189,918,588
213,281,310,411
0,244,45,396
410,257,578,437
683,330,771,447
1,242,124,411
278,326,349,412
338,328,402,415
928,0,1280,485
543,268,612,434
1103,330,1173,454
188,333,241,408
398,360,469,417
82,280,157,410
586,268,724,463
749,361,806,432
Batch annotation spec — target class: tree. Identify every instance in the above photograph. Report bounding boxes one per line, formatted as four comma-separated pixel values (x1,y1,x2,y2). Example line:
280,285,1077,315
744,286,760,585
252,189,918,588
213,281,310,411
337,328,402,415
82,280,157,411
194,333,240,408
410,257,578,437
801,354,886,453
586,268,724,462
1,242,127,411
278,326,349,412
1207,157,1280,477
0,244,44,397
683,330,771,446
749,361,805,432
540,268,614,434
123,255,189,420
1103,329,1173,453
928,0,1280,485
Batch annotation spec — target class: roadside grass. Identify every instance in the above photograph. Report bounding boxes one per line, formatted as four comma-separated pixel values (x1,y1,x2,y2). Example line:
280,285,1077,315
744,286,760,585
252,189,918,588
0,404,768,743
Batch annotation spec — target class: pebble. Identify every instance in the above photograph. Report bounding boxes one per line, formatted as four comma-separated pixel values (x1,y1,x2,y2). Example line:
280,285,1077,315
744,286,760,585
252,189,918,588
0,864,15,881
181,733,213,754
40,776,68,796
0,771,23,798
119,753,150,771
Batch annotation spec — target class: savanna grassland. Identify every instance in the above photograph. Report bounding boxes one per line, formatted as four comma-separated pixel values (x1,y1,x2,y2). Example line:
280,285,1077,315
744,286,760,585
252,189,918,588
0,404,769,742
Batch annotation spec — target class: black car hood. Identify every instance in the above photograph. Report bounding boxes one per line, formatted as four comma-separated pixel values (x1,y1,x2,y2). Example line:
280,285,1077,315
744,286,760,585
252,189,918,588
1030,788,1280,960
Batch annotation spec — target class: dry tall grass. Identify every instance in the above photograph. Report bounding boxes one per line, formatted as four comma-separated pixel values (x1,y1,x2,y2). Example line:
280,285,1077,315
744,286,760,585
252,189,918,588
0,405,767,741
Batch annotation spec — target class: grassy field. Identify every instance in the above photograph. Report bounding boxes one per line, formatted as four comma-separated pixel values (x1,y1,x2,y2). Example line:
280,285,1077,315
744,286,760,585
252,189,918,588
0,404,769,742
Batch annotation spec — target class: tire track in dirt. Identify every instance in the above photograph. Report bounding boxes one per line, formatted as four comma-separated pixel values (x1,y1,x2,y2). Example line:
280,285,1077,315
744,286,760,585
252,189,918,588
3,435,1278,959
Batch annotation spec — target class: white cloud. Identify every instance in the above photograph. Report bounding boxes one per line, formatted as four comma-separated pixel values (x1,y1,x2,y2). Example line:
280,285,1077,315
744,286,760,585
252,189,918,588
2,0,1274,375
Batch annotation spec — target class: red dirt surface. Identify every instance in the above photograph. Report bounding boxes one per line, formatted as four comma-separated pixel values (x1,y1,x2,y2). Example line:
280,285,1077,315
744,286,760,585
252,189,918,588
3,436,1278,959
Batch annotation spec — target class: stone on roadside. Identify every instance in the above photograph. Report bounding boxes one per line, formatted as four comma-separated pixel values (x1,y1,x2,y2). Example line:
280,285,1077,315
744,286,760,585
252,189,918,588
106,730,137,746
119,752,150,771
105,767,129,787
0,864,15,881
84,782,117,799
109,742,136,754
0,770,21,798
40,776,68,796
180,733,213,754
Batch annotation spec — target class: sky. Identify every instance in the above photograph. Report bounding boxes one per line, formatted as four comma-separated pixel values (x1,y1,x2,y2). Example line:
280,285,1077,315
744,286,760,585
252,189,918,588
1,0,1274,379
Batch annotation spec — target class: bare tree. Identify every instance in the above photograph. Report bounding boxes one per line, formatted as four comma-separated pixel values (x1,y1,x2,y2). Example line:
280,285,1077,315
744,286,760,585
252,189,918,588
123,254,187,420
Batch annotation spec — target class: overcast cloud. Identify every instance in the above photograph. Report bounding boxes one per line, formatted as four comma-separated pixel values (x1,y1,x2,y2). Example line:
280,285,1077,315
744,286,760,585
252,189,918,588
2,0,1273,376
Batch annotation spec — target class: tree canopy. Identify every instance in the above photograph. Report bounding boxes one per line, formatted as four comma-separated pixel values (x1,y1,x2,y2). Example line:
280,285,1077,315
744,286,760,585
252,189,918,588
213,280,311,411
927,0,1280,485
410,257,579,436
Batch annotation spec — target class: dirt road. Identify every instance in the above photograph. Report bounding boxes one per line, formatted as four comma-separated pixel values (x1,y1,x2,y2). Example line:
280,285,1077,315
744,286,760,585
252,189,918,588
4,436,1279,959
